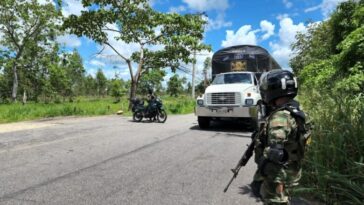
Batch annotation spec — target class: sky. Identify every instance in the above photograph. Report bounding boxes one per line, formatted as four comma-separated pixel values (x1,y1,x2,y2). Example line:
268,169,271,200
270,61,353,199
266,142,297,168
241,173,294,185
54,0,346,82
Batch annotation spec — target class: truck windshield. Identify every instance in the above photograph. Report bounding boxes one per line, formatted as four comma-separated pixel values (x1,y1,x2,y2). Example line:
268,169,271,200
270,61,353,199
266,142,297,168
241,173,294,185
212,73,252,85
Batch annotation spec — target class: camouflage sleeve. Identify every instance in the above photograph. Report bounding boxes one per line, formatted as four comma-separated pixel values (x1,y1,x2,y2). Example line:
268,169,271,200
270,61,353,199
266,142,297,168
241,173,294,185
267,110,296,145
263,110,297,183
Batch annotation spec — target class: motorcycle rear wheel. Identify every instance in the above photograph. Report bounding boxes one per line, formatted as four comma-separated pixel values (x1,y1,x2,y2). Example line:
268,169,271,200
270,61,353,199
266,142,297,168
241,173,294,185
157,110,167,123
133,111,143,122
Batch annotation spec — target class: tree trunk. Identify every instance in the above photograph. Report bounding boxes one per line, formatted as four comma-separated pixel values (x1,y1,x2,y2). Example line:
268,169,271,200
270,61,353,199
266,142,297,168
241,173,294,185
12,63,18,102
192,50,196,99
129,79,137,110
204,70,208,87
22,90,27,105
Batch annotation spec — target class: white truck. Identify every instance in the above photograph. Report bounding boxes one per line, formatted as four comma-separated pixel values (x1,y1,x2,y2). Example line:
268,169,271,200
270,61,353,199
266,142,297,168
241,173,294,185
195,45,281,129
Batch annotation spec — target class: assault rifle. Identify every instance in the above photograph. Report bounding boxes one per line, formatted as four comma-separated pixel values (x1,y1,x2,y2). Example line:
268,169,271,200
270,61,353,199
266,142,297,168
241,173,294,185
223,131,257,193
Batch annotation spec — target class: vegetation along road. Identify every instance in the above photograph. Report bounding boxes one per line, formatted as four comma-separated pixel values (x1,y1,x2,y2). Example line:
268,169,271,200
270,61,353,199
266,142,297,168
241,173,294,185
0,114,262,205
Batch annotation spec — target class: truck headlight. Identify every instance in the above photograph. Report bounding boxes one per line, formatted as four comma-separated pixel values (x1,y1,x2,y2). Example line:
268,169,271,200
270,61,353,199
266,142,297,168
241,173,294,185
197,99,204,106
245,99,254,106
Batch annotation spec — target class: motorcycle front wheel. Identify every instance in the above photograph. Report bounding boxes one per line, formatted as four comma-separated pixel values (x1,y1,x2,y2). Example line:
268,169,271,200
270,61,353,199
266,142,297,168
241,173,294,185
157,110,167,123
133,111,143,122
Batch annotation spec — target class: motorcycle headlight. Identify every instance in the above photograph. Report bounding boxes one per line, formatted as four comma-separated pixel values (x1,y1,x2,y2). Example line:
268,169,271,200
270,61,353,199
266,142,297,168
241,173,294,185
245,99,254,106
197,99,204,106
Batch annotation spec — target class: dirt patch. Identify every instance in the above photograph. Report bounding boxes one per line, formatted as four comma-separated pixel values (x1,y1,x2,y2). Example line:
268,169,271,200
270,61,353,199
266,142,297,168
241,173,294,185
0,122,56,134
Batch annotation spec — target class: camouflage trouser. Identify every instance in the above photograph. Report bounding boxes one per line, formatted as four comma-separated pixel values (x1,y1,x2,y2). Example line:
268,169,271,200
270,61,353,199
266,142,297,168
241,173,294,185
260,180,291,205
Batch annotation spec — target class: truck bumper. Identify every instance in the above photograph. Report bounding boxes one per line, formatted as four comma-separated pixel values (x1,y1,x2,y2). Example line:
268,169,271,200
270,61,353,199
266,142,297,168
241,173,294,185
195,106,257,118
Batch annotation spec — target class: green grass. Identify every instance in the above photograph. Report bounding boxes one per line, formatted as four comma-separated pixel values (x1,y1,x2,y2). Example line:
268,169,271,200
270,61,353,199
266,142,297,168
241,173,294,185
163,95,195,114
296,91,364,204
0,95,195,123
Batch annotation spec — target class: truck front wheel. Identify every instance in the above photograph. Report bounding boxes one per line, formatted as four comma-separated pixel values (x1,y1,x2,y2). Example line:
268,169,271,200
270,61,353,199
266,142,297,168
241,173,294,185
198,117,210,129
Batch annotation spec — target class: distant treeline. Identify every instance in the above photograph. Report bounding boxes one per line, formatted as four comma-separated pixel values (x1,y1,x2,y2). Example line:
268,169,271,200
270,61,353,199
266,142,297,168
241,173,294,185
0,0,210,105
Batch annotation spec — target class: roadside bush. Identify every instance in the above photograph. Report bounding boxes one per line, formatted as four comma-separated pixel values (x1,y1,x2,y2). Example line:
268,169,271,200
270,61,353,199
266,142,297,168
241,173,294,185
297,90,364,204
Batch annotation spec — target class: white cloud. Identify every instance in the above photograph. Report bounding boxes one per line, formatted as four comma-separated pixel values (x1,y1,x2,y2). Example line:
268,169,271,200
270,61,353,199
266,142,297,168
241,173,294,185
304,5,321,13
119,68,131,79
282,0,293,8
269,17,306,69
89,60,105,67
221,25,258,47
304,0,347,18
278,18,306,46
221,20,276,47
205,13,232,31
169,5,186,13
276,13,290,20
98,24,140,60
179,0,231,32
36,0,55,5
182,0,229,11
56,34,81,47
94,23,164,78
260,20,275,40
62,0,86,17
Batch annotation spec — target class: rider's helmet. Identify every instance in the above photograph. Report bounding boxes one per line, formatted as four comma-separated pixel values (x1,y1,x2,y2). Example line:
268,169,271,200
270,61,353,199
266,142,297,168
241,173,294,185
259,70,298,104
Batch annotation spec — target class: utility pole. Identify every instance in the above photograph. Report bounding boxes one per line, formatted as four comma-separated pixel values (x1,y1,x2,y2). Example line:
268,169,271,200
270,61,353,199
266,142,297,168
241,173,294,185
204,69,208,87
192,50,196,99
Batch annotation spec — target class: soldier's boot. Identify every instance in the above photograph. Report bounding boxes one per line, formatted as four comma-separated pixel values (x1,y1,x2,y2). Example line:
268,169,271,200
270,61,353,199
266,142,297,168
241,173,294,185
260,181,290,205
250,180,263,198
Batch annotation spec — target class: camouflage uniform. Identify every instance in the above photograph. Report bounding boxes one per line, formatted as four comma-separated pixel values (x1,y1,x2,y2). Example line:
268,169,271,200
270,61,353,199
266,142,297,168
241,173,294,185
250,69,310,204
257,106,307,205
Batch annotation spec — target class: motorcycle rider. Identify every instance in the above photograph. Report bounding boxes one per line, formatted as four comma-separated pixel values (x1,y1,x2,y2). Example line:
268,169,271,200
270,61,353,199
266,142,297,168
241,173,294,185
146,88,156,120
251,70,311,204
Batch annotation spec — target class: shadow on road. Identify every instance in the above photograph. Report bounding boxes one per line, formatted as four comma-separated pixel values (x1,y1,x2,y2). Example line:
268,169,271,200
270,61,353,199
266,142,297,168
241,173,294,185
128,119,158,123
238,185,263,203
189,120,253,137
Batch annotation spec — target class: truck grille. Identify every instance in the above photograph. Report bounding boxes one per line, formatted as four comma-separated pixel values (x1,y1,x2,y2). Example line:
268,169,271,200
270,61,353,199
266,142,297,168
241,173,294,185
206,92,241,105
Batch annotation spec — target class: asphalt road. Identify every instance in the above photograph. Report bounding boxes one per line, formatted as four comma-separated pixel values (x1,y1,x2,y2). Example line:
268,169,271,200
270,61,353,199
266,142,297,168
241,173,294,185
0,114,262,205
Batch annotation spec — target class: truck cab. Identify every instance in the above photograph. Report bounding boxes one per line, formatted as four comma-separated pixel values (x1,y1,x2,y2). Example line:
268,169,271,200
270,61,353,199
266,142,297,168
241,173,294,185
195,72,261,129
195,45,281,129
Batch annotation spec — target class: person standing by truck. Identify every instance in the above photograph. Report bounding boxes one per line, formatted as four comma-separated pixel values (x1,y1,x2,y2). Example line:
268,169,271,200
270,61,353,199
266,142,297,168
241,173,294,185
251,70,311,204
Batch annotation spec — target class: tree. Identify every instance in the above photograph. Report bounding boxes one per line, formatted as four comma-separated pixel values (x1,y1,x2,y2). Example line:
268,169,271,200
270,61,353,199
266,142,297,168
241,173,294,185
63,0,210,108
48,63,69,102
138,68,165,95
291,0,364,93
95,69,107,97
83,74,97,96
0,0,62,102
110,77,127,102
195,80,206,96
167,74,186,97
186,82,192,94
62,49,86,97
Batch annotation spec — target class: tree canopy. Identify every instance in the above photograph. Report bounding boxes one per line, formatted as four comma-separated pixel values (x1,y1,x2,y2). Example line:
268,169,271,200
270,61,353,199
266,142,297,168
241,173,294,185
0,0,62,101
167,74,186,97
63,0,210,106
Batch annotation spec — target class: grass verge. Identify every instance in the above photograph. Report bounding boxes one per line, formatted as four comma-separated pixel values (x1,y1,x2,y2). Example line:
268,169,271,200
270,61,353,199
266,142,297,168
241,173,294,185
0,95,195,123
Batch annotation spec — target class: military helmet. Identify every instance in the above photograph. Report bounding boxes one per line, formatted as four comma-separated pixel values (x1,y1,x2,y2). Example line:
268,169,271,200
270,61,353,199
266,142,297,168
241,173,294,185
259,70,297,103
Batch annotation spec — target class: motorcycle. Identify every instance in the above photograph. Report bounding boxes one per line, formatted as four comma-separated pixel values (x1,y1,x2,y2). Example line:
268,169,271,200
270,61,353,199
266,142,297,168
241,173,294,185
131,97,167,123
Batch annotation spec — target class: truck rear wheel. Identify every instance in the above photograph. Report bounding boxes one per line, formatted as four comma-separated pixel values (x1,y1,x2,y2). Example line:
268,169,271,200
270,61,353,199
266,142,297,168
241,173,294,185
198,117,210,129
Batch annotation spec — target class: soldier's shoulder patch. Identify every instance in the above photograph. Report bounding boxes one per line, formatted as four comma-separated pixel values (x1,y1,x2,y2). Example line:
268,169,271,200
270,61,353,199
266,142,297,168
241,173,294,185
269,110,291,127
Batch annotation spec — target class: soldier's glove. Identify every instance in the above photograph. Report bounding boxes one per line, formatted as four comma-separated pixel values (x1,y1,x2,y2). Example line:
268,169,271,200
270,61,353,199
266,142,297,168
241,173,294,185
267,144,288,165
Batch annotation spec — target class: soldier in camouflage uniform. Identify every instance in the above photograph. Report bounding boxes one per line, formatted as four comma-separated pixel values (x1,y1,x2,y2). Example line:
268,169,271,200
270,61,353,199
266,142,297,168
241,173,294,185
250,70,311,205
